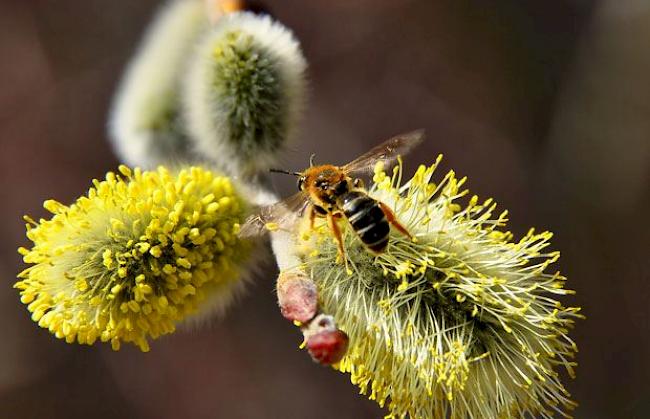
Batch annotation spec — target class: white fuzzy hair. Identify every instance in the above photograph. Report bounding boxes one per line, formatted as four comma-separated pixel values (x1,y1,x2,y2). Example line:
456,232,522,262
182,11,307,177
108,0,208,168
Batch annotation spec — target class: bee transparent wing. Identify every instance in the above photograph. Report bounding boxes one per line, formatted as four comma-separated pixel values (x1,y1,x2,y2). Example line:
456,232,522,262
341,129,425,177
239,191,310,238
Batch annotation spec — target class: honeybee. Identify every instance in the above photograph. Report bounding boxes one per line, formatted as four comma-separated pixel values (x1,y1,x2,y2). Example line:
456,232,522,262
240,130,424,263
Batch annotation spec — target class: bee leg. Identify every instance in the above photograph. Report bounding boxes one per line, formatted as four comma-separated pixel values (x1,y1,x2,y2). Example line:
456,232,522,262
378,201,413,240
326,213,349,272
310,205,329,229
308,204,316,230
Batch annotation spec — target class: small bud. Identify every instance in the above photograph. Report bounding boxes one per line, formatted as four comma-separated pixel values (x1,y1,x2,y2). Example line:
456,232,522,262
306,329,349,365
277,271,317,323
205,0,245,23
301,314,349,365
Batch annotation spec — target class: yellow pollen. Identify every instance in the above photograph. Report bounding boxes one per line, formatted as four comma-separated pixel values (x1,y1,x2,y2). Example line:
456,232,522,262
15,166,251,351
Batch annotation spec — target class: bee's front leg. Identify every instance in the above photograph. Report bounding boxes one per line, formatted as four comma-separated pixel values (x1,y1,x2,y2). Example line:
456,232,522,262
310,205,329,229
326,212,350,273
308,204,316,230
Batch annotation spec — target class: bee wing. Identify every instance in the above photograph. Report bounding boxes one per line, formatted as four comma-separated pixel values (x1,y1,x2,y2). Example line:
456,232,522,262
239,191,310,238
341,129,425,177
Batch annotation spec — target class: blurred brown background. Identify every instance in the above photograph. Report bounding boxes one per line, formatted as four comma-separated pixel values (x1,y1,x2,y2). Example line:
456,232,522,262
1,0,649,418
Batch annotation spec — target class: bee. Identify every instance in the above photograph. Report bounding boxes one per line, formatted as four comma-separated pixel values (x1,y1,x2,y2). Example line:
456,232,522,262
240,130,424,265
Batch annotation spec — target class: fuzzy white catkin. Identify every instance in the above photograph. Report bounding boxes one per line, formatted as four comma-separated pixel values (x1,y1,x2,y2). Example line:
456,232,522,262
183,11,307,177
108,0,209,168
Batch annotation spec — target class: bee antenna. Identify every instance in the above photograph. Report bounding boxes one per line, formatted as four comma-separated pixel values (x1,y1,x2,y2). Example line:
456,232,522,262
309,153,316,167
270,168,301,176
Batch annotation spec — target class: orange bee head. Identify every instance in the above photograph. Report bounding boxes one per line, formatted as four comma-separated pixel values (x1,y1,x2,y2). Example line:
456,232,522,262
300,165,351,208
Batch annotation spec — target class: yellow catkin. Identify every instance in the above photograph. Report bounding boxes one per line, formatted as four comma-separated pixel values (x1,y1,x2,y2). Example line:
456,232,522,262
15,166,250,352
298,157,582,419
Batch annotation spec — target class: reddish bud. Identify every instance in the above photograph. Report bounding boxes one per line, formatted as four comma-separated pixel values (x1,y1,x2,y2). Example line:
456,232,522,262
277,271,318,323
306,329,349,365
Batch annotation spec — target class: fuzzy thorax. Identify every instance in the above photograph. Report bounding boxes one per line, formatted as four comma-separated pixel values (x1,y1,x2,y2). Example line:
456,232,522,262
295,158,582,418
16,166,251,351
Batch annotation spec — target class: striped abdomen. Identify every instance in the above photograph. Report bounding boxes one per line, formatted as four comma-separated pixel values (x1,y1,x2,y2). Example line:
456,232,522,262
339,191,390,253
